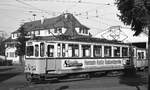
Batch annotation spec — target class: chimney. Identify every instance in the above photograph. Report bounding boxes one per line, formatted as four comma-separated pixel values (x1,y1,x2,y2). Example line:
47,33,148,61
41,16,45,24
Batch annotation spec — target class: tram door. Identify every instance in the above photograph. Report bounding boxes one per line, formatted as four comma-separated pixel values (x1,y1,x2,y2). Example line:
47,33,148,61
46,43,56,71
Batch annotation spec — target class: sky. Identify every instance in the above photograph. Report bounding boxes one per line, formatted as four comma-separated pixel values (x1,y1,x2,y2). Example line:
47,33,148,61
0,0,127,36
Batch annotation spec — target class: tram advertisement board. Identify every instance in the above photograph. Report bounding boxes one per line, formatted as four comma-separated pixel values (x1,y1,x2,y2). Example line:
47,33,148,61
62,59,123,69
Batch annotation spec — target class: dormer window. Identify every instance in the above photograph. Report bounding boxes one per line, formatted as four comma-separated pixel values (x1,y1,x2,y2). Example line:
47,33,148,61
79,28,88,34
79,28,82,33
58,28,62,33
12,34,14,38
35,31,40,35
14,33,18,37
54,28,62,33
18,33,21,36
48,29,55,34
31,31,34,35
27,32,31,36
84,29,88,34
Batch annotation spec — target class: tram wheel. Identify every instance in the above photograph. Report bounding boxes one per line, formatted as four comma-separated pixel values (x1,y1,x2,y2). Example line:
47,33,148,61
25,73,34,83
86,74,90,79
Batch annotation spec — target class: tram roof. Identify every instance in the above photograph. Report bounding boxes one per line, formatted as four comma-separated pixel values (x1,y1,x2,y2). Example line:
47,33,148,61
29,35,128,45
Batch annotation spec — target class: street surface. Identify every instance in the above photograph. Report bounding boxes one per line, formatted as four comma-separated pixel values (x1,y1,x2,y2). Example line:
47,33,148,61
0,66,148,90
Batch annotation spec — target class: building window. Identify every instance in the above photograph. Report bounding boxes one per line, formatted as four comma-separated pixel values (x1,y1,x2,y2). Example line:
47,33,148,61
104,46,111,57
54,28,62,33
58,28,62,33
93,45,102,57
14,33,18,38
9,52,15,57
35,31,40,35
79,28,82,33
79,28,88,34
12,34,14,38
31,31,34,35
27,32,31,36
83,29,88,34
54,29,57,33
113,46,120,57
48,30,51,34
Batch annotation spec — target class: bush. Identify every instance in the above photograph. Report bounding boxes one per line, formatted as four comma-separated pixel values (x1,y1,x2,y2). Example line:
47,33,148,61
0,60,12,66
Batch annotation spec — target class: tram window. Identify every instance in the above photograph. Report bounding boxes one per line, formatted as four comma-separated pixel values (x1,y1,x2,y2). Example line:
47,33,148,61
138,52,144,59
57,44,61,57
35,45,39,57
93,45,102,57
82,45,91,57
113,46,120,57
68,44,79,57
62,44,66,57
104,46,111,57
40,43,45,57
122,47,128,57
134,49,137,57
47,45,54,57
26,46,34,56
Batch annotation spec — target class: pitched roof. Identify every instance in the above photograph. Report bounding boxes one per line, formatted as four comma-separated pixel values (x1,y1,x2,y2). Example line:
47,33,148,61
4,37,18,43
12,13,89,34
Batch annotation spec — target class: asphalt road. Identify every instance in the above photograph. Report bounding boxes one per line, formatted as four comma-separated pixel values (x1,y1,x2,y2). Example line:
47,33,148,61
0,72,147,90
0,69,148,90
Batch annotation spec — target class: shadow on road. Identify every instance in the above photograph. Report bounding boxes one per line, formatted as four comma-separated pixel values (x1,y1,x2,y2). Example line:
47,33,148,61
0,73,21,83
0,65,24,83
119,71,147,89
56,86,69,90
32,77,90,85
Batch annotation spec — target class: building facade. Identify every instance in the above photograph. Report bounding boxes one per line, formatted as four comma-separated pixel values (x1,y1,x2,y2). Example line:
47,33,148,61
95,26,148,49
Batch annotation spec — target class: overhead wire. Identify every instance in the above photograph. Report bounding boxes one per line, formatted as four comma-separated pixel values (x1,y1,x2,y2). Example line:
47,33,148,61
16,0,63,16
16,0,54,15
0,3,32,10
48,0,114,6
2,0,130,33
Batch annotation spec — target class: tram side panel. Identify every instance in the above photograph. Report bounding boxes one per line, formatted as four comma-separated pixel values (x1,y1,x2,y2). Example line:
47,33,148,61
25,58,47,74
46,58,130,74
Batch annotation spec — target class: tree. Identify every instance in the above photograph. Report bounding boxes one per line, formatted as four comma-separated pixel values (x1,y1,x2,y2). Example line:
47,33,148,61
0,37,5,56
115,0,150,89
0,32,7,56
16,25,28,65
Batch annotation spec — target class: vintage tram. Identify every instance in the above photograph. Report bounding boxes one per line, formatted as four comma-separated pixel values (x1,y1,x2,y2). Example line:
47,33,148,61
24,36,136,82
132,47,148,70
